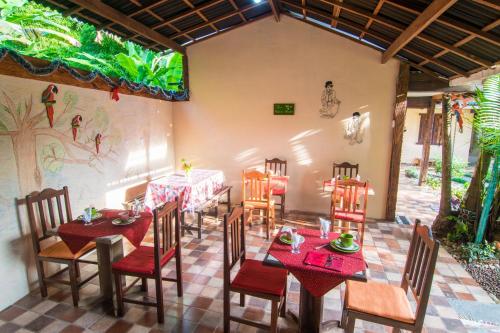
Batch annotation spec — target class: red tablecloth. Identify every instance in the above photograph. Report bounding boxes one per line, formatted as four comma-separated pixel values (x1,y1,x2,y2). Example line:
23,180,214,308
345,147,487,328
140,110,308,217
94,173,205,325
268,228,365,297
58,210,153,254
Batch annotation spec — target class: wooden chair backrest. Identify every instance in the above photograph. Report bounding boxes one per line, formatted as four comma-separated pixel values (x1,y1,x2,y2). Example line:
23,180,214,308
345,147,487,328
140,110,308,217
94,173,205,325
333,162,359,178
152,199,180,274
265,158,287,176
242,170,271,203
25,187,73,253
223,204,246,282
401,220,440,329
332,179,368,215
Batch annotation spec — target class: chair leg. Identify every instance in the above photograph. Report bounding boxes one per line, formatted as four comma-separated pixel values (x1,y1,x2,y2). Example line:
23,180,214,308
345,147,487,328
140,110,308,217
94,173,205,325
175,249,183,297
239,293,245,307
223,289,230,333
280,282,287,318
114,272,124,317
181,212,185,237
35,259,48,297
281,194,285,219
266,209,270,240
345,314,356,333
270,300,278,333
75,262,81,279
155,275,164,323
68,262,79,307
197,212,202,239
141,278,148,292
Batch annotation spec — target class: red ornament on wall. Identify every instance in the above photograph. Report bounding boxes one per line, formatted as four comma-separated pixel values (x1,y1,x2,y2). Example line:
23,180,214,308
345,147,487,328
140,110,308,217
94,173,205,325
95,133,102,154
41,84,58,128
71,115,82,141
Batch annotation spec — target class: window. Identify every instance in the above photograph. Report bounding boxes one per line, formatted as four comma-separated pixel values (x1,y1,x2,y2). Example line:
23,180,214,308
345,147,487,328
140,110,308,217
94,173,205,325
417,114,443,145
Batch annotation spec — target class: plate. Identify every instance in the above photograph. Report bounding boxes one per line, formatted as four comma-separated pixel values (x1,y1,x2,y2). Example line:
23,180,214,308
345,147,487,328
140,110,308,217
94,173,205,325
77,212,102,221
112,218,136,226
279,233,304,245
329,239,360,253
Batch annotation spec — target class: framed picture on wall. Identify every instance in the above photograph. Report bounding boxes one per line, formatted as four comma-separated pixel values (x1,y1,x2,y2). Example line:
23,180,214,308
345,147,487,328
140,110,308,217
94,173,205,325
274,103,295,115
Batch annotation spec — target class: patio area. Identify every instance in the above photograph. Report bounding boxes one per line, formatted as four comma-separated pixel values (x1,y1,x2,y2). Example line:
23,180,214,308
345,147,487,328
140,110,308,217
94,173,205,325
1,213,498,333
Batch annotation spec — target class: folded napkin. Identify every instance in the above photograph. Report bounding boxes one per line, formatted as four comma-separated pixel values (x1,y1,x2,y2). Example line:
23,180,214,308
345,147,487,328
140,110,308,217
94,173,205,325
304,251,343,271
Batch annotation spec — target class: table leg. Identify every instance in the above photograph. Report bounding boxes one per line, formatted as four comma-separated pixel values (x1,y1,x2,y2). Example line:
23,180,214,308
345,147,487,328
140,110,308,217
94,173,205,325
299,285,323,333
95,235,124,308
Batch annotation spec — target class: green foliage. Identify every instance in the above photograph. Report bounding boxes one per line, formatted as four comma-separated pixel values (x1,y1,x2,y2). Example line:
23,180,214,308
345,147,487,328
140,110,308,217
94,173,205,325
434,158,468,179
0,0,184,91
426,176,441,190
451,182,469,202
405,167,419,179
458,241,499,263
446,216,470,243
474,75,500,156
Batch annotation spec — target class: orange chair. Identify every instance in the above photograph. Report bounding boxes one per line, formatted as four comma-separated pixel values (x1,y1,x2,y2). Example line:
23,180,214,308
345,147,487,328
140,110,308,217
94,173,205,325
223,204,287,332
341,220,440,332
242,170,275,240
25,187,98,307
331,179,369,245
265,158,288,218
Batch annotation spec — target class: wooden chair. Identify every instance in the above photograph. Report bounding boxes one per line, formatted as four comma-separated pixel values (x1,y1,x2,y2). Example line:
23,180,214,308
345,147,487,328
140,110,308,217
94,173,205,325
242,170,275,240
223,204,287,333
331,179,369,246
25,187,98,307
265,158,287,219
332,162,359,179
112,199,183,323
341,220,440,333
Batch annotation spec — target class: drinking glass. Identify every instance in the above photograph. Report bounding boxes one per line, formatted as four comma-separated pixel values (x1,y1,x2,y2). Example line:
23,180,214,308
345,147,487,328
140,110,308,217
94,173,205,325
83,207,92,226
320,218,331,239
132,199,141,218
291,231,303,254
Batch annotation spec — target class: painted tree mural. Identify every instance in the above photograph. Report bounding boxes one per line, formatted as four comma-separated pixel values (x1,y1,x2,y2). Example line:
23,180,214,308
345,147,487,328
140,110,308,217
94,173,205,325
0,88,121,196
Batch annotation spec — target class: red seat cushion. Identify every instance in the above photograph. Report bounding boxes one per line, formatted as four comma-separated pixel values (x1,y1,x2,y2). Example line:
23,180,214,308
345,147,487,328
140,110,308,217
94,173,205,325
231,259,287,296
112,246,175,276
272,187,286,195
333,210,365,223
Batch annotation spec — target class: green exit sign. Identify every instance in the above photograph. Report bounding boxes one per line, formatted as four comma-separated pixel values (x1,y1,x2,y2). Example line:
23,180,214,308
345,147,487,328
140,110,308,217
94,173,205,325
274,103,295,115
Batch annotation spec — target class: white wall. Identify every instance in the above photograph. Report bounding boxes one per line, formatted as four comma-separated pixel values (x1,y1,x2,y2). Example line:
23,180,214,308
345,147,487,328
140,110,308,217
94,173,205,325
173,16,399,219
0,75,175,309
401,106,473,164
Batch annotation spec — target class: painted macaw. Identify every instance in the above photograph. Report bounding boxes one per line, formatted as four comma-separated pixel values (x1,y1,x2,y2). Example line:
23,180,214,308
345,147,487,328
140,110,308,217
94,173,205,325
71,115,83,141
41,84,58,128
111,87,120,101
95,133,103,154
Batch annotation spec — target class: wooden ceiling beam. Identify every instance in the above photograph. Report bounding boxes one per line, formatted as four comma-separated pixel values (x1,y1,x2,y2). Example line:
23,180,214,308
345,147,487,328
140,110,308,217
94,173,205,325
66,0,185,53
472,0,500,11
331,0,342,27
268,0,281,22
282,2,467,77
315,0,493,68
301,0,306,18
385,0,500,47
228,0,248,22
170,2,266,39
381,0,457,64
359,0,384,39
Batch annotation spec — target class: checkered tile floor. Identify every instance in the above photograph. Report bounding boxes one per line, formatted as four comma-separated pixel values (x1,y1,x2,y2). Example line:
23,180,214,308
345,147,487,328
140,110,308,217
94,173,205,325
0,211,497,333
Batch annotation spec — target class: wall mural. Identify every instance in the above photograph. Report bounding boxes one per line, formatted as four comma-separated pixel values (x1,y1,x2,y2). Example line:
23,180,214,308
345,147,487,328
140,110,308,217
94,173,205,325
0,87,121,197
319,80,341,118
344,111,364,145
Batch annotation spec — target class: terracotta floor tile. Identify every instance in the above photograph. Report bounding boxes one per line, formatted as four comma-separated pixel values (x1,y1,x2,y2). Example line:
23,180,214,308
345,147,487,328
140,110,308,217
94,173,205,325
0,307,25,322
104,320,133,333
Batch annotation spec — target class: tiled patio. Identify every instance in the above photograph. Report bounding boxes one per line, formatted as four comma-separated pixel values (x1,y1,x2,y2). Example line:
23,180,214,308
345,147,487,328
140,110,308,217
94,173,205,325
0,212,497,333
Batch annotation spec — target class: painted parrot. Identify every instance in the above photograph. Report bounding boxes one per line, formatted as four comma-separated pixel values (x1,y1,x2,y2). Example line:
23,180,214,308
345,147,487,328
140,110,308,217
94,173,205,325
41,84,58,128
71,115,83,141
95,133,103,154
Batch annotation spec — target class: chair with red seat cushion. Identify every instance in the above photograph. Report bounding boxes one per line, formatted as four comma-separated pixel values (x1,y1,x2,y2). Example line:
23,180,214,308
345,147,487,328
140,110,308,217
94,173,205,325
24,187,98,307
331,179,369,246
265,158,288,219
112,199,182,323
223,203,287,333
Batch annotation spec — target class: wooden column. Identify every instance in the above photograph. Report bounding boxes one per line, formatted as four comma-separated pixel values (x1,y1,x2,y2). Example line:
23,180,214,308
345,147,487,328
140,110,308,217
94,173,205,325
385,62,410,221
418,96,439,185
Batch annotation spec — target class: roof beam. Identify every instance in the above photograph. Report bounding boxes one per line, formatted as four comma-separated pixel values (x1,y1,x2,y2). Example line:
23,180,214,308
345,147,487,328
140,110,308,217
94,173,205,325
330,0,342,27
381,0,457,64
66,0,184,53
359,0,384,39
472,0,500,11
268,0,281,22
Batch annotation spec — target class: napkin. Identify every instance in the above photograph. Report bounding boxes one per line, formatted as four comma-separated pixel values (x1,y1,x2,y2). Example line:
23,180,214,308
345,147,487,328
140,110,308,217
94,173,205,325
304,251,343,271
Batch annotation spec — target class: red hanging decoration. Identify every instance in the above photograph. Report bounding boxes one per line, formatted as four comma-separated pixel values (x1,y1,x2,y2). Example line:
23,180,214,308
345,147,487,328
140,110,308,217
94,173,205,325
111,87,120,101
71,115,82,141
41,84,58,127
95,133,102,154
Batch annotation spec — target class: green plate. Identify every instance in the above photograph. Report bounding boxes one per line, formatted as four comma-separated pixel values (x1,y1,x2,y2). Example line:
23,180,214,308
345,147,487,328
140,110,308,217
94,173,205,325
77,212,102,221
279,234,304,245
329,239,360,253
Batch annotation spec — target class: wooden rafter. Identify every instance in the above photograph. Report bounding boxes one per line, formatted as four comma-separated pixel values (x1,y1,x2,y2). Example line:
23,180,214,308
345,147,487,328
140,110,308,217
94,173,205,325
472,0,500,11
228,0,248,23
282,1,465,77
359,0,384,39
268,0,281,22
385,0,500,47
331,0,342,27
381,0,458,64
65,0,185,53
301,0,306,18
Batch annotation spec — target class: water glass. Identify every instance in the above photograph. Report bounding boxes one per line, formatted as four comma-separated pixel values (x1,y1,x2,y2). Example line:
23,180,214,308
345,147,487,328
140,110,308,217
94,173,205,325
291,232,303,254
132,199,141,218
320,218,331,239
83,207,92,226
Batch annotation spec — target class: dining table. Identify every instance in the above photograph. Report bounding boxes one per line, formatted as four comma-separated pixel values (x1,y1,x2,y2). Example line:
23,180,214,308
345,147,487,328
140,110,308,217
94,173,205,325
57,209,153,307
264,228,367,332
